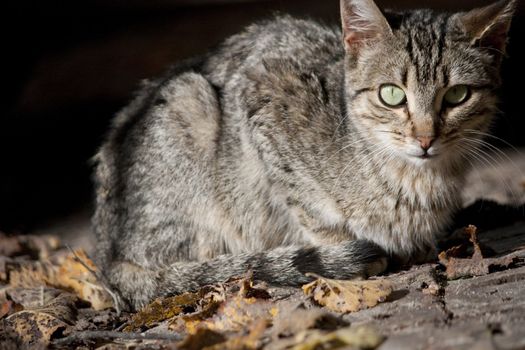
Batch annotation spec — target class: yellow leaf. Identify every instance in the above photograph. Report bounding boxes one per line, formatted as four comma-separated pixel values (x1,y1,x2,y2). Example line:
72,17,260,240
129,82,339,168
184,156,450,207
302,276,392,313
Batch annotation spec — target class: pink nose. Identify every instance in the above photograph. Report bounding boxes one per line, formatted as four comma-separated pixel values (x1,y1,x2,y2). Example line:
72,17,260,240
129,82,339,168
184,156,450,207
417,136,435,151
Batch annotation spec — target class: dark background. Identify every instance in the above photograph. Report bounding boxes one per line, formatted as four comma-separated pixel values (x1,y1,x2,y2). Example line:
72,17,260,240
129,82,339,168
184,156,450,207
2,0,524,233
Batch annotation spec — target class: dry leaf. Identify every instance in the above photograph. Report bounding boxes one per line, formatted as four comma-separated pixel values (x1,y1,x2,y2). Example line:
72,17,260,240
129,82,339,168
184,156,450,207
291,326,384,350
7,260,58,288
56,250,114,310
302,275,392,313
439,225,520,279
176,276,274,335
205,318,267,350
0,300,22,320
126,290,206,331
0,233,60,259
6,250,113,310
6,287,62,309
5,293,76,345
421,281,441,296
177,328,226,350
271,306,348,340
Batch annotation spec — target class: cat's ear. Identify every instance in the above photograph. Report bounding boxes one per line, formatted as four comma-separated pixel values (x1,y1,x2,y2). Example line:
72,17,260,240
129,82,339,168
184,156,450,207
456,0,516,55
340,0,392,53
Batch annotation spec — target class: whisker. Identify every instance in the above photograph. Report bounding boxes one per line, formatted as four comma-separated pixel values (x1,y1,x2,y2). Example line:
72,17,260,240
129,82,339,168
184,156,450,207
462,135,525,180
464,129,522,154
461,139,521,203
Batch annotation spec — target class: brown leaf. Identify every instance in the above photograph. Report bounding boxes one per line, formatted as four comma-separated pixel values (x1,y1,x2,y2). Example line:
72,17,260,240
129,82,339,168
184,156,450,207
271,306,348,339
0,233,60,259
178,277,274,335
439,225,521,279
206,318,267,350
288,325,384,350
125,290,206,331
177,328,227,350
6,250,114,310
0,300,22,320
302,275,392,313
6,287,62,309
421,281,442,296
5,293,76,345
7,261,58,288
56,250,114,310
239,274,271,300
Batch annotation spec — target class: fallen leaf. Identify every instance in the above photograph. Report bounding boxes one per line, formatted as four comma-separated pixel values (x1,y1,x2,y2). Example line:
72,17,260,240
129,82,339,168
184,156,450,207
421,281,441,296
268,325,384,350
0,233,60,259
7,261,58,288
125,290,208,331
199,318,267,350
176,276,274,335
56,250,114,310
271,306,348,339
5,293,76,345
302,275,392,313
6,287,62,309
239,275,271,300
439,225,521,279
5,250,114,310
177,327,227,350
0,300,22,320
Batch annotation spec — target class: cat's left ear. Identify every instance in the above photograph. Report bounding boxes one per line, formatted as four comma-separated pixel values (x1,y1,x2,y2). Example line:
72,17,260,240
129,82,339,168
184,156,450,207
456,0,517,55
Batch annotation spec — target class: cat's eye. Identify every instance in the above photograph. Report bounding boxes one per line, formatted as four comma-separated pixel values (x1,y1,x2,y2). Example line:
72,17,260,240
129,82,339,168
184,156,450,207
379,84,406,107
443,85,470,106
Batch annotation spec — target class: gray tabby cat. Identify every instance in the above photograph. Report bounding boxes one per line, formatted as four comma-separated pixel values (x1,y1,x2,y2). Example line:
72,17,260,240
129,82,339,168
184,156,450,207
93,0,516,310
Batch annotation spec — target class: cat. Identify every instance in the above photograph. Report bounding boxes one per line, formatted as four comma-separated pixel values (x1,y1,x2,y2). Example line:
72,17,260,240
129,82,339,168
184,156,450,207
92,0,516,310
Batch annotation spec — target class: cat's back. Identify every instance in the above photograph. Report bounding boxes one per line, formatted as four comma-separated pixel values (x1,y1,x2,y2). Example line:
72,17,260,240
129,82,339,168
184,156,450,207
203,15,343,87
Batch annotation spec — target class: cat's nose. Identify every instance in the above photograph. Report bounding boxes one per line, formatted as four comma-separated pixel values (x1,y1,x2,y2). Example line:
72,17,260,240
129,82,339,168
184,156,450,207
417,136,435,151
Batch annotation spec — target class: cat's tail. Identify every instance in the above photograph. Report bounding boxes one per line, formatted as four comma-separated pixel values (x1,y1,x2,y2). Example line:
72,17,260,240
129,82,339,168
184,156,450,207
105,240,387,311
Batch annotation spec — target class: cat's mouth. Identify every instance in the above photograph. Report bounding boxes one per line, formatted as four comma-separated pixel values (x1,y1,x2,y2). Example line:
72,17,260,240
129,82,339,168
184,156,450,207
407,152,438,162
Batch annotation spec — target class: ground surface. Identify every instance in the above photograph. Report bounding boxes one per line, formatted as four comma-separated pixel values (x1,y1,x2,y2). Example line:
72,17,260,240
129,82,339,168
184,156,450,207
1,151,524,350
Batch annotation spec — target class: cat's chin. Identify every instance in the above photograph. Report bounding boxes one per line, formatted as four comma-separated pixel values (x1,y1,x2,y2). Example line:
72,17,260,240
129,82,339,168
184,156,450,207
404,153,441,167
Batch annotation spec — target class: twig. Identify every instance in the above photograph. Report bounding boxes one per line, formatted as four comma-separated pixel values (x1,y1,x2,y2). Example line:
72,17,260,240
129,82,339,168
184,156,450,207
66,245,124,315
53,330,182,346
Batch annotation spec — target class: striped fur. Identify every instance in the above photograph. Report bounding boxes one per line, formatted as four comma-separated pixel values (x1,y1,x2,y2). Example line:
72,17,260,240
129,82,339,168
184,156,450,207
93,0,516,310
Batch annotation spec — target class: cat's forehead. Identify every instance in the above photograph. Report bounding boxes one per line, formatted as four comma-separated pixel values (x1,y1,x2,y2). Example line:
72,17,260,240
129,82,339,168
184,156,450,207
380,9,487,86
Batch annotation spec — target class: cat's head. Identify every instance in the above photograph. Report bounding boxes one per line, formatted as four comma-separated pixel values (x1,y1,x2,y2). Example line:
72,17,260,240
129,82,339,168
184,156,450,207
341,0,516,168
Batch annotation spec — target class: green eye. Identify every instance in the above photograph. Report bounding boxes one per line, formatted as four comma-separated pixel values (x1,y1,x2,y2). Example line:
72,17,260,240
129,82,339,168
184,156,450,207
379,84,406,107
444,85,470,106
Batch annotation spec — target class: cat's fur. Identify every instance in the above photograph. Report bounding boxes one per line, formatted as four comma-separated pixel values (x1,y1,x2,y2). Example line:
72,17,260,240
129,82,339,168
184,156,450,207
93,0,516,310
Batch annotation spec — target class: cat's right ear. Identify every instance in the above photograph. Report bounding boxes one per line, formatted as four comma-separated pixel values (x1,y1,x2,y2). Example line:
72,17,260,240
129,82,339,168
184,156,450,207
340,0,392,53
